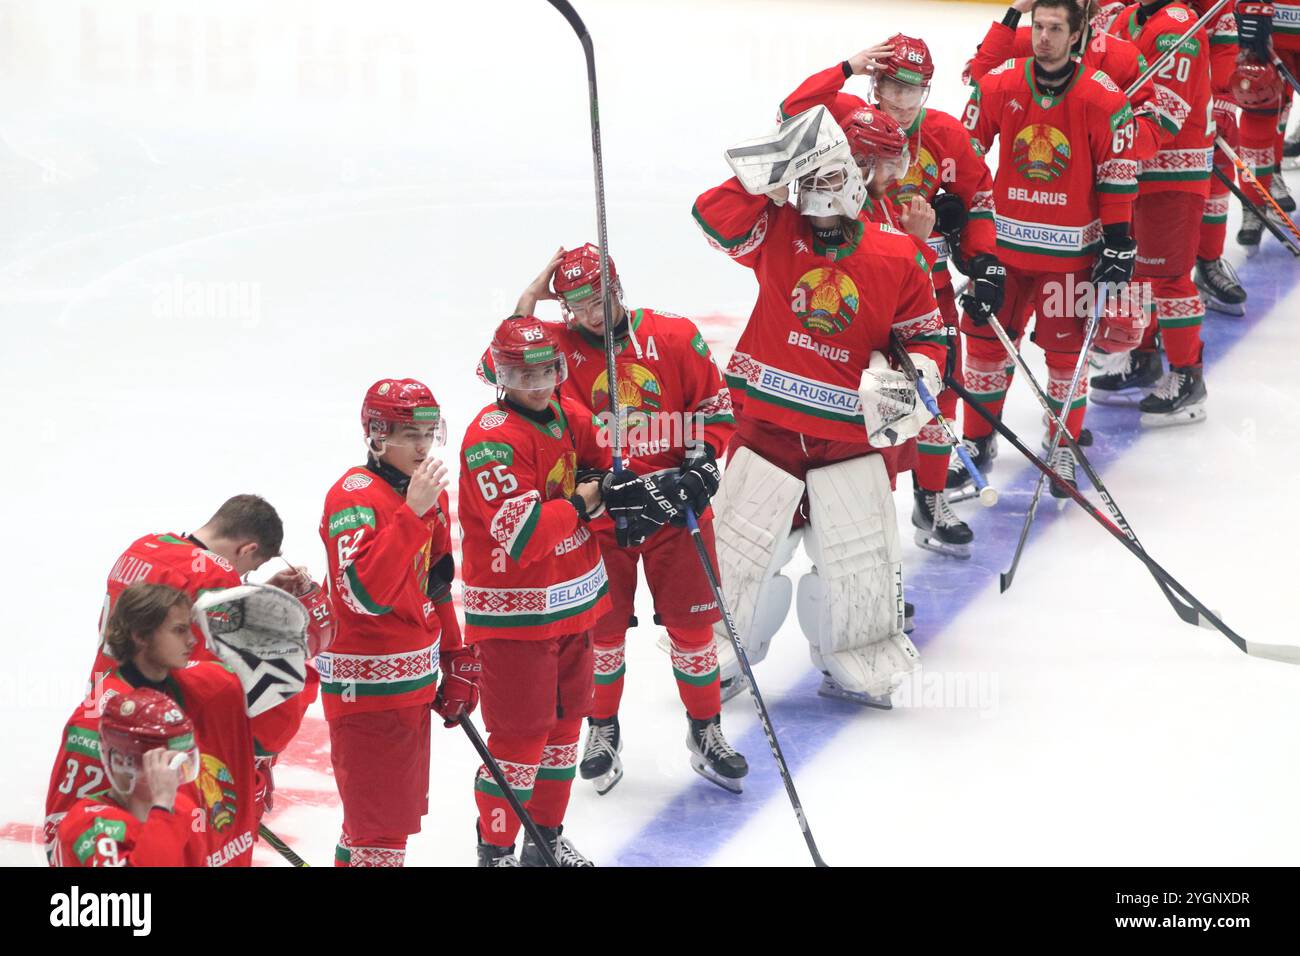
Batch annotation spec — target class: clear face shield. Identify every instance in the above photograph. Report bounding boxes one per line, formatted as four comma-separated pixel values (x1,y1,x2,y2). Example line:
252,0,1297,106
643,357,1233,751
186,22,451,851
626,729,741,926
872,75,930,126
370,413,447,453
858,143,912,189
558,283,622,332
494,352,569,394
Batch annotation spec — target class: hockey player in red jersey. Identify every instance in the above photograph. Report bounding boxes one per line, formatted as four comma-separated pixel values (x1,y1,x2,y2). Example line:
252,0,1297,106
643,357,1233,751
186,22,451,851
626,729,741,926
780,36,1002,557
318,379,475,867
958,0,1140,489
47,582,306,867
91,495,326,818
1230,2,1298,251
52,688,208,867
494,245,748,795
693,102,949,707
1087,0,1214,425
461,315,670,865
1185,0,1251,313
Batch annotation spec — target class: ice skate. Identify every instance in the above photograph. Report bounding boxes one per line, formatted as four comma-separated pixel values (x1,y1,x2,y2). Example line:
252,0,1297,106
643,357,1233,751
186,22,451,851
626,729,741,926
1139,365,1207,427
1271,173,1296,213
579,715,623,795
1193,257,1246,317
1089,348,1162,406
816,674,894,709
912,487,973,559
686,714,748,793
1047,442,1077,507
476,825,519,868
520,824,594,867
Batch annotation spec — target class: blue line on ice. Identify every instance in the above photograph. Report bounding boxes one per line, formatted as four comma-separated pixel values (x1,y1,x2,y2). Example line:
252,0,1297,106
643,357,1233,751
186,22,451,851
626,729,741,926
612,245,1295,866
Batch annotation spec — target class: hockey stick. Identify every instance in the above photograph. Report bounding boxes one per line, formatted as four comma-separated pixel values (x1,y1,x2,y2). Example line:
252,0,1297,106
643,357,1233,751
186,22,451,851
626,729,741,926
1216,134,1300,247
977,311,1215,631
886,334,996,507
258,823,310,867
682,506,828,867
545,2,623,462
1271,52,1300,101
999,291,1105,593
946,376,1300,665
1212,165,1300,256
458,714,559,867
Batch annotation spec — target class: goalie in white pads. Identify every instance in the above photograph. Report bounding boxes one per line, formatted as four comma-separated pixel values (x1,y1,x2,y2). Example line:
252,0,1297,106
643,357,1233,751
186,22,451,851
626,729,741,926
693,107,949,707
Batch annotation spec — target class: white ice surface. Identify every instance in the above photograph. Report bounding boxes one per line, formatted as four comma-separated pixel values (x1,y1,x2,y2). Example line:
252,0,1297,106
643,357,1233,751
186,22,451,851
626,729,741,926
1,0,1297,866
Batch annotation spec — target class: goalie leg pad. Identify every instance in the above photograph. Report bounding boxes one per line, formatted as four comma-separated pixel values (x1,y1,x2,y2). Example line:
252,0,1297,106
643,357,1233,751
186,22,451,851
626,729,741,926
798,455,919,699
709,446,805,671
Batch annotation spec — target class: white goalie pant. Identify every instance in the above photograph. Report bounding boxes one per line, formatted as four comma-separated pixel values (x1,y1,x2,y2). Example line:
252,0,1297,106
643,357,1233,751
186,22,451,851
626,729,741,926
796,455,920,699
709,446,806,686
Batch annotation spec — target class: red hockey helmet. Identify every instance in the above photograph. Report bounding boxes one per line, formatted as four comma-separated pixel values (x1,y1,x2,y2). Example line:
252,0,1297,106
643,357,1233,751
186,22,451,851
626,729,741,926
874,35,934,114
100,688,201,793
551,243,623,322
842,105,911,185
489,315,568,391
361,378,446,447
1230,55,1284,110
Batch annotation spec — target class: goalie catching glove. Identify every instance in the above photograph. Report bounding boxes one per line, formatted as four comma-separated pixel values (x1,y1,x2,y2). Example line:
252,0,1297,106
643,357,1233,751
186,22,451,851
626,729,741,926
192,584,309,718
725,105,850,195
859,350,942,448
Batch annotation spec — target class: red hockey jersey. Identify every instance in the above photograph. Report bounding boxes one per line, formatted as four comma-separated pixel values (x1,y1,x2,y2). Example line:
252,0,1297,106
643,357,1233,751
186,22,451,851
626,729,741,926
969,21,1164,161
52,792,207,867
92,532,317,755
692,178,946,443
458,396,612,642
45,662,261,867
477,308,736,470
318,469,459,718
780,63,997,286
963,57,1139,271
1115,1,1213,193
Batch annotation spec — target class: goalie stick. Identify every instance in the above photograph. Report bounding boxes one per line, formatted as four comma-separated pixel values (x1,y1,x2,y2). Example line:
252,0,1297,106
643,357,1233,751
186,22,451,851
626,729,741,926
682,506,828,867
887,334,997,507
946,373,1300,665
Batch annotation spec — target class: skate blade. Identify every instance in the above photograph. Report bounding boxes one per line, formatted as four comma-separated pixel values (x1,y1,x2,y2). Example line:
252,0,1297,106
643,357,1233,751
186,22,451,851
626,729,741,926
1243,243,1261,259
816,679,893,709
1088,389,1149,408
1140,405,1207,428
1199,296,1246,318
690,758,744,794
913,528,972,560
589,763,623,796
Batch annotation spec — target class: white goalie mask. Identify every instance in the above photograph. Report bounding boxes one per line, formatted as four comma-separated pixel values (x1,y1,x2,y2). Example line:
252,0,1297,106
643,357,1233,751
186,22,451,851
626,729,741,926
795,158,868,220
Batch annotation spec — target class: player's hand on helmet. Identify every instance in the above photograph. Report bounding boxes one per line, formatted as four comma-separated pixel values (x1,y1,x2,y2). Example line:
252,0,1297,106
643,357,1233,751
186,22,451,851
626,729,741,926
142,747,183,813
405,455,448,518
959,253,1006,326
514,246,566,317
667,443,722,526
266,563,311,595
899,196,936,242
847,41,895,76
433,644,481,728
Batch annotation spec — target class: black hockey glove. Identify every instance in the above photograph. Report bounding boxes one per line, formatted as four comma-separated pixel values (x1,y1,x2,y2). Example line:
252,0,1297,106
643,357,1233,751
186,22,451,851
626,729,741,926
958,253,1006,327
1092,227,1138,286
569,468,609,522
1235,3,1275,62
425,553,455,602
932,192,969,242
604,470,680,546
666,443,722,527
